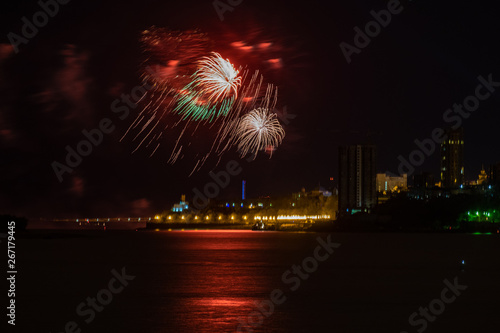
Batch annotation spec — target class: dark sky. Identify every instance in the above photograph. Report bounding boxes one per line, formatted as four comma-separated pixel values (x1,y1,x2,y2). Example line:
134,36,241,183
1,0,500,217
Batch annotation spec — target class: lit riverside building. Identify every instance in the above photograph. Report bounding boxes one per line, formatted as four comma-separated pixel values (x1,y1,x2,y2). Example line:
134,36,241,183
376,173,408,192
338,145,376,215
440,128,464,189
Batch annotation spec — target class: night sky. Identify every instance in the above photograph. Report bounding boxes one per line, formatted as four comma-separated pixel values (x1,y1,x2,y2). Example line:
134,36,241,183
1,0,500,217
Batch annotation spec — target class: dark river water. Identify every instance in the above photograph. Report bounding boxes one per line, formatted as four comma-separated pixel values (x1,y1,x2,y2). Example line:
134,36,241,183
15,230,500,332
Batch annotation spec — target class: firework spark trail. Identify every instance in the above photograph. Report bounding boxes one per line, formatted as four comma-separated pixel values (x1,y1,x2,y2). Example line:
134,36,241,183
149,143,161,157
235,107,285,159
146,133,159,148
170,146,183,164
132,114,155,141
120,87,164,142
121,84,173,150
168,122,191,164
131,119,161,154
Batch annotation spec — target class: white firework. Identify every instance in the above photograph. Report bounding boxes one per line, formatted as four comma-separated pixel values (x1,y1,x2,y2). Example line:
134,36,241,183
236,108,285,158
194,52,242,103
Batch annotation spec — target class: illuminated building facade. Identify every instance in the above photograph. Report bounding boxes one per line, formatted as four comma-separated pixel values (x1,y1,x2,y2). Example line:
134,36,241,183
339,145,376,215
477,166,488,185
376,173,408,193
440,128,464,189
171,194,189,212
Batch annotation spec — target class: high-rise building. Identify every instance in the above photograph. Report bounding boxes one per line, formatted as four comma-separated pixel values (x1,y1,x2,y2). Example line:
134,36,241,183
339,145,376,215
440,128,464,189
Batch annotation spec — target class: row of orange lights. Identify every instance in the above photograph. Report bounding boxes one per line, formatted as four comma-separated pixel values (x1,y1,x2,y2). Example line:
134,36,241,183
161,215,246,220
255,215,331,220
156,215,331,221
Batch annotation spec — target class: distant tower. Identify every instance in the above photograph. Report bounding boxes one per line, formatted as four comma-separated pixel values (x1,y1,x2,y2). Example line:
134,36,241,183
242,180,246,200
441,128,464,189
477,165,488,185
339,145,376,215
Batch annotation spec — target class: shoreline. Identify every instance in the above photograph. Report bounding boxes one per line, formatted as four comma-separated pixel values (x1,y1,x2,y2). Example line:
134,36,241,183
15,223,500,235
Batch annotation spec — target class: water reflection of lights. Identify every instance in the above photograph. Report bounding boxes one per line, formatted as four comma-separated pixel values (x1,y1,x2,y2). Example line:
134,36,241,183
253,215,331,221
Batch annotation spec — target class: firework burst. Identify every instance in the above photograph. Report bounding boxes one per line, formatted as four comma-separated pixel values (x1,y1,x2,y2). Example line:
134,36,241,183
235,107,285,159
194,53,242,102
174,53,242,122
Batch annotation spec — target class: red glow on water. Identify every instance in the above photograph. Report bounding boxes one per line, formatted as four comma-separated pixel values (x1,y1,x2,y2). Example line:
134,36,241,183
243,97,253,102
197,298,252,307
166,229,253,233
